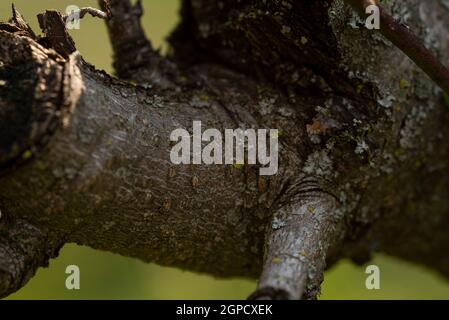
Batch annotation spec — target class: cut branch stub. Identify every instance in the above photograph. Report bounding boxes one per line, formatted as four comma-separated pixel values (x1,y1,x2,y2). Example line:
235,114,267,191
0,29,65,177
37,10,76,58
0,7,82,178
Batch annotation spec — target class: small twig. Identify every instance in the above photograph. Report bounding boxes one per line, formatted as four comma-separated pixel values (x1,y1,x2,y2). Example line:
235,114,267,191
63,7,111,24
346,0,449,95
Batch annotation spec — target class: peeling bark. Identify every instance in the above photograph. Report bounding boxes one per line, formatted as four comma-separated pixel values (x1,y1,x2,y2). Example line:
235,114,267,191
1,0,449,299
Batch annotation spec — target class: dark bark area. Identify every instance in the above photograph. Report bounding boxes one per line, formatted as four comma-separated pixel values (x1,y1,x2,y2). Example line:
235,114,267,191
1,0,449,299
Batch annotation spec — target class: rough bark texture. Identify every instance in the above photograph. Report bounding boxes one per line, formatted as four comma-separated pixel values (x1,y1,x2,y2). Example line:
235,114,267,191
1,0,449,299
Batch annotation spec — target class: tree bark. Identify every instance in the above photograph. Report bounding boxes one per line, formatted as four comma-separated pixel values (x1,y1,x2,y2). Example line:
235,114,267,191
1,0,449,299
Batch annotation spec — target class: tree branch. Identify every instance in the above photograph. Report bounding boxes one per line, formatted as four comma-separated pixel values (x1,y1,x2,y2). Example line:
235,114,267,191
0,215,62,298
63,6,111,23
249,183,342,300
2,1,449,300
0,18,306,295
345,0,449,94
99,0,178,87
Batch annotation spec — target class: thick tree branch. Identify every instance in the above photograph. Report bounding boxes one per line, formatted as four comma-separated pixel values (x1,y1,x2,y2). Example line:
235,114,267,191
2,1,449,300
0,18,306,294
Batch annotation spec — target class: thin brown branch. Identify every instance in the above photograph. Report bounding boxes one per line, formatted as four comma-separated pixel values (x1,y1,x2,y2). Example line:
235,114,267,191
346,0,449,95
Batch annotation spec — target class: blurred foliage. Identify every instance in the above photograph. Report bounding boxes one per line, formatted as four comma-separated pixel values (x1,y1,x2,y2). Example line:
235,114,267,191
2,0,449,300
5,244,449,300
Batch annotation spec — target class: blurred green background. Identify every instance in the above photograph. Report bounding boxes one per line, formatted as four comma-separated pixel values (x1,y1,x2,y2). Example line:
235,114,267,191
1,0,449,300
